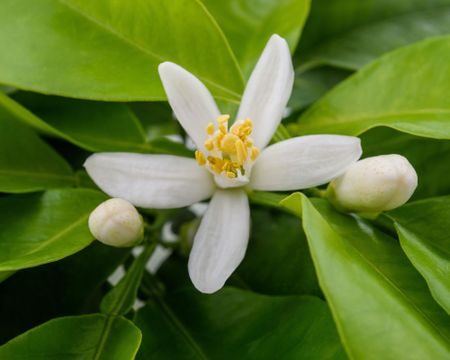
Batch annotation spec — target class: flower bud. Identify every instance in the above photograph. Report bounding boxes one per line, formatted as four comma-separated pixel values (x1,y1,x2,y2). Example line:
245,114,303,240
88,198,144,247
327,154,418,212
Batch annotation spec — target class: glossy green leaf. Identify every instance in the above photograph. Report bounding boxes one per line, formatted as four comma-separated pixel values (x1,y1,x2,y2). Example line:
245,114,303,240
299,4,450,71
0,242,129,343
387,196,450,315
0,314,141,359
202,0,310,78
0,0,243,101
10,92,149,152
282,194,450,359
101,244,155,316
361,127,450,200
0,107,74,193
0,189,107,271
135,287,345,359
297,0,450,57
235,208,321,296
295,37,450,139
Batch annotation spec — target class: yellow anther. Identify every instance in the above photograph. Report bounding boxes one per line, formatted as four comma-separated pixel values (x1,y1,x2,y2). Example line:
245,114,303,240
195,150,206,166
226,171,237,178
217,114,230,124
235,139,247,165
220,133,239,154
251,146,260,161
219,124,227,134
204,139,214,151
245,139,253,147
244,118,253,127
206,122,215,135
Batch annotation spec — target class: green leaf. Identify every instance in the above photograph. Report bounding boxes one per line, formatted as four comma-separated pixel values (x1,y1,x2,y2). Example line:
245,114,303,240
361,127,450,200
387,196,450,315
0,189,107,271
295,37,450,139
0,242,129,343
281,193,450,359
288,66,350,112
235,208,321,296
202,0,310,78
101,244,155,316
0,0,243,101
0,106,74,193
0,314,141,359
299,4,450,71
135,287,345,359
10,92,149,152
297,0,450,59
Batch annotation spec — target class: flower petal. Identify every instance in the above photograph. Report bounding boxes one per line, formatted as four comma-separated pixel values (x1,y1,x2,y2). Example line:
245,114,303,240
250,135,362,191
159,62,220,150
84,153,215,208
236,34,294,149
188,189,250,293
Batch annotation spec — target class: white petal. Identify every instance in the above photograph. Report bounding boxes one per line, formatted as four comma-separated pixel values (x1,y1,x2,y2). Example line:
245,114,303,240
84,153,215,208
250,135,362,191
159,62,220,149
188,189,250,293
236,35,294,149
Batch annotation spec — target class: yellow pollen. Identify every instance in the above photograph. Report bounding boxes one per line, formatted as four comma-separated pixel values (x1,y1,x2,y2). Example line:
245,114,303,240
251,146,260,161
204,139,214,151
195,150,206,166
199,115,260,179
206,122,215,135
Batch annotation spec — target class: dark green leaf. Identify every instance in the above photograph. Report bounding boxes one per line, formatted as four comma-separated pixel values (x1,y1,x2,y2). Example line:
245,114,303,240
387,196,450,314
11,92,149,152
0,103,74,193
300,5,450,71
282,193,450,359
135,287,345,359
0,189,107,271
0,0,243,101
0,242,129,343
295,37,450,139
101,244,155,316
0,314,141,359
235,208,321,296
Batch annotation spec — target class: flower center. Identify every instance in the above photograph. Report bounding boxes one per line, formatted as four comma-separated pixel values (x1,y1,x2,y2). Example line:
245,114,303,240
195,114,260,179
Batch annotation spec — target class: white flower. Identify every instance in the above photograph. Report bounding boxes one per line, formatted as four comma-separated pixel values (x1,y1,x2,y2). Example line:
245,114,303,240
328,154,418,212
89,198,144,247
84,35,362,293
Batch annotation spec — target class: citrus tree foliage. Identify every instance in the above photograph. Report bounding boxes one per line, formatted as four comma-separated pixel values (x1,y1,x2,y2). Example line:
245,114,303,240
0,0,449,358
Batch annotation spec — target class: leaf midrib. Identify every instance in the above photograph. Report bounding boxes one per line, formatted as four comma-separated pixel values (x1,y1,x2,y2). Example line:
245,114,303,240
300,108,450,133
0,169,74,181
325,212,450,345
154,296,209,359
57,0,242,100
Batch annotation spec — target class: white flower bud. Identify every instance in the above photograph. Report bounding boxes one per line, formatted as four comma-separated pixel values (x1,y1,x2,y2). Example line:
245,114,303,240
328,154,418,212
88,198,144,247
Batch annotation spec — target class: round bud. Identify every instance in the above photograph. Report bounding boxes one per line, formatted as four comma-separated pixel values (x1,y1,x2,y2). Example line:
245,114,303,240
88,198,144,247
328,154,418,212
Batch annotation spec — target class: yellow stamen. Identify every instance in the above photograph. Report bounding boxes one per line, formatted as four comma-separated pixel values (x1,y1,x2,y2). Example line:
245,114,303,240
195,150,206,166
198,115,260,179
251,146,260,161
235,139,246,164
204,139,214,151
206,122,215,135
